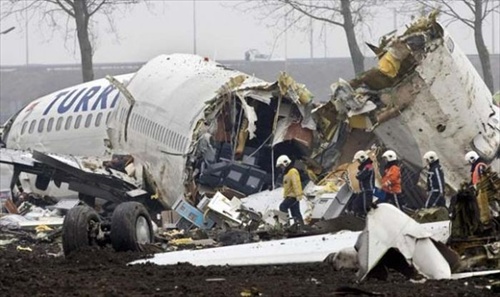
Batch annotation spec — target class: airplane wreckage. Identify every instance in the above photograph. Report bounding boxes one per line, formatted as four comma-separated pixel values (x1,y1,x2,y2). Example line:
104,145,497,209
1,14,500,281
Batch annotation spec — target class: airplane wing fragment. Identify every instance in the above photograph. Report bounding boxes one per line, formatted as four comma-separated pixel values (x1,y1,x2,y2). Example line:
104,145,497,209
0,148,141,204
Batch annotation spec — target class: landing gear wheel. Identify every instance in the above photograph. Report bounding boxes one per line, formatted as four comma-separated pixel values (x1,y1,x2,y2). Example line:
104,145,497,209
110,202,153,252
62,205,100,256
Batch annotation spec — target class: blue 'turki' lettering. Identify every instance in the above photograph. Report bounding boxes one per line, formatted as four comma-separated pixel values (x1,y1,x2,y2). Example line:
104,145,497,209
57,88,87,114
43,91,68,115
73,86,101,112
91,85,116,111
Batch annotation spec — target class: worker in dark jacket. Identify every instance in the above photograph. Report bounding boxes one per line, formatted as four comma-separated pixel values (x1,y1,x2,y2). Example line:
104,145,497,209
381,150,403,210
353,150,375,215
465,151,487,187
422,151,446,208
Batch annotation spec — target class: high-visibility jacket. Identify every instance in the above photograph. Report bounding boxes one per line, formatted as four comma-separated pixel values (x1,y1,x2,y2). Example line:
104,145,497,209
471,162,487,185
283,168,303,199
382,163,402,194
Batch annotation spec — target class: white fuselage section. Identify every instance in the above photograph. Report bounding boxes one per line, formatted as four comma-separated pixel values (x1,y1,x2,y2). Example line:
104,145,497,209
373,27,499,189
3,74,134,156
1,74,134,196
108,54,272,208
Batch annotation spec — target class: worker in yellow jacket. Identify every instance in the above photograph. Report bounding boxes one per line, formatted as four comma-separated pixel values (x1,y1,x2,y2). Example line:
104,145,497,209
276,155,304,225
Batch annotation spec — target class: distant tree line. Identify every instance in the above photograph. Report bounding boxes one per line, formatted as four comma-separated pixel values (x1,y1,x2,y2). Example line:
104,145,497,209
1,0,498,92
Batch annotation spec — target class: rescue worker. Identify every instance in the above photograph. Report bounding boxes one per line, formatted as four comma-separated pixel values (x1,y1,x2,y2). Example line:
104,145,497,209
353,150,375,216
276,155,304,226
381,150,403,210
465,151,487,187
422,151,446,208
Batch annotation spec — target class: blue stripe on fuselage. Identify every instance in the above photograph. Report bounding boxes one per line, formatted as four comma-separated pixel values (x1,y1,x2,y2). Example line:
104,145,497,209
42,84,121,116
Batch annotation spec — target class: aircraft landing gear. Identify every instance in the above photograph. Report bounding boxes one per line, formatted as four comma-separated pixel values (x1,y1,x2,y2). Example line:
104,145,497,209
62,205,101,256
110,202,154,252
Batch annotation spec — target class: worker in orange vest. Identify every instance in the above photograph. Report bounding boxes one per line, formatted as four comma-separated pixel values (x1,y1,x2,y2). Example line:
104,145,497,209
464,151,487,187
381,150,403,210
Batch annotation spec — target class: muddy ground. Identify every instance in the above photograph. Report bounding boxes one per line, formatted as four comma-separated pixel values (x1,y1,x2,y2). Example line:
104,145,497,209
0,239,498,297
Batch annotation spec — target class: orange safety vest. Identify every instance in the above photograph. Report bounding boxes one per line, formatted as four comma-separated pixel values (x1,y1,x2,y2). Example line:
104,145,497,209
381,164,402,194
472,162,487,185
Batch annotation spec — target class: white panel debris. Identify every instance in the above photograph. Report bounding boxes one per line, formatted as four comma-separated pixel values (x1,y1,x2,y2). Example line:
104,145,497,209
130,231,361,266
357,204,453,281
129,206,450,267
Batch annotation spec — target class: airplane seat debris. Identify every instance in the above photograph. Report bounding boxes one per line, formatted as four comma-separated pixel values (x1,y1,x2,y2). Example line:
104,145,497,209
172,198,215,231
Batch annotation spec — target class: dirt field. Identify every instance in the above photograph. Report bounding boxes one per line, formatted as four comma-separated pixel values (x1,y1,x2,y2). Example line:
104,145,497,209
0,240,498,297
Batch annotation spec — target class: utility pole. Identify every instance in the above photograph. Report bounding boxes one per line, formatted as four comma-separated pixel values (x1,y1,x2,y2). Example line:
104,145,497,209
284,12,288,71
193,0,197,55
25,0,29,65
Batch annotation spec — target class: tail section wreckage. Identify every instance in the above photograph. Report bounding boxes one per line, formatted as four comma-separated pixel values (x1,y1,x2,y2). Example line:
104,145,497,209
1,13,499,282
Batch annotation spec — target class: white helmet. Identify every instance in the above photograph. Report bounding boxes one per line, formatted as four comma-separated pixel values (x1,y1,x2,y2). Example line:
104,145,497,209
464,151,479,164
353,150,369,163
382,150,398,162
423,151,438,164
276,155,291,168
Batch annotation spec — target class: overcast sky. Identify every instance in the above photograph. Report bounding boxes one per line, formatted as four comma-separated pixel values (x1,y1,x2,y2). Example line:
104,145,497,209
0,0,498,66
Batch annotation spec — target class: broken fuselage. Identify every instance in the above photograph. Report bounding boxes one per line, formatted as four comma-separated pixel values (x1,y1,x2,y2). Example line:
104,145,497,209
107,54,320,209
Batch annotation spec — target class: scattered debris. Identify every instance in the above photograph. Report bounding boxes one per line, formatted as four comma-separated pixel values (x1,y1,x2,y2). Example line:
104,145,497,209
16,245,32,252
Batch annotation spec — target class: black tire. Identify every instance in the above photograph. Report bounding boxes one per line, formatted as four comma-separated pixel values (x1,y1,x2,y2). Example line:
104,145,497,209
110,202,153,252
62,205,100,256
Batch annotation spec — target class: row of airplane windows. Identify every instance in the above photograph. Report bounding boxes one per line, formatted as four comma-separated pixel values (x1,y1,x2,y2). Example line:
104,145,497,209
118,108,188,152
20,112,110,135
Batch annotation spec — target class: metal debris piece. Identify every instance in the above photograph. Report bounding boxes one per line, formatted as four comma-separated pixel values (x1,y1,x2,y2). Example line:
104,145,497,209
16,245,33,252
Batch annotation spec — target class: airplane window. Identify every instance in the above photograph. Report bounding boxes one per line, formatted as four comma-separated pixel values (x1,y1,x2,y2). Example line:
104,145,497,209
74,115,82,129
28,120,36,134
174,133,179,150
56,117,63,131
130,114,136,129
95,112,103,127
183,137,188,150
154,124,159,140
147,120,152,136
47,118,54,132
178,135,183,151
65,116,73,130
21,122,28,135
167,130,172,147
138,116,143,133
38,119,45,133
85,114,93,128
106,111,111,125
